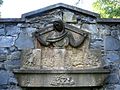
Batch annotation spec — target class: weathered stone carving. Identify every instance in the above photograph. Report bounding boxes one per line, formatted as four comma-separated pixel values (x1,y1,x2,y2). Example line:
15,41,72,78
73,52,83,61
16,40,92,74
34,19,87,48
50,75,75,86
21,49,41,69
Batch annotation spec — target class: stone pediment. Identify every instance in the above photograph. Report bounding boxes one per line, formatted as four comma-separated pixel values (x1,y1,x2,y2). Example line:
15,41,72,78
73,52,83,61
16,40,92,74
22,3,100,19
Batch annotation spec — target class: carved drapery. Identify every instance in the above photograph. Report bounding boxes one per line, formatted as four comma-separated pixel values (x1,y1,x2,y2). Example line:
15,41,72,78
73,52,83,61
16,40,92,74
34,20,88,48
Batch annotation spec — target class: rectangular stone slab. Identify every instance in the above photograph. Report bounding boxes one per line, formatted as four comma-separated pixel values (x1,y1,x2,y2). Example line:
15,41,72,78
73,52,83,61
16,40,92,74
14,69,109,87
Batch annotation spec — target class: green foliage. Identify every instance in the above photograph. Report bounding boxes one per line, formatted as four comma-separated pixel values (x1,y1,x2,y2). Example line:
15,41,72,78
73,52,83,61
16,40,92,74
92,0,120,18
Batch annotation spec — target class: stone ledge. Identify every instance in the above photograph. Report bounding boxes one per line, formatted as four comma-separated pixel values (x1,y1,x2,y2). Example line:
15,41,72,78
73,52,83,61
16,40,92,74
14,68,109,74
14,68,109,87
0,18,25,23
97,18,120,23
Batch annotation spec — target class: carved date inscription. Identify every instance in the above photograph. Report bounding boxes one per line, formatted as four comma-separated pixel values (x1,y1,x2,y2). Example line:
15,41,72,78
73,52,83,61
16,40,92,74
50,75,75,86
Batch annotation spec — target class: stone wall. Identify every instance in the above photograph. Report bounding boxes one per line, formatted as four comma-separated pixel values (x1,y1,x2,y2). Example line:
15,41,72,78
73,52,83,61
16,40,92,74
0,8,119,90
98,22,120,90
0,20,36,90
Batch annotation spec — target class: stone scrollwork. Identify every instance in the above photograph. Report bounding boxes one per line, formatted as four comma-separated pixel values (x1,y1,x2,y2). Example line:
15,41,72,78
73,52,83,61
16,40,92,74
34,19,88,48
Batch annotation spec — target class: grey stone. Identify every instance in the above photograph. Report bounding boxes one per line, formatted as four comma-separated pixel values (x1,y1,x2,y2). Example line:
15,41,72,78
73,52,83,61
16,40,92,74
105,73,119,84
114,85,120,90
104,85,115,90
63,11,77,22
9,77,18,85
17,23,22,27
0,48,9,54
7,86,22,90
0,24,4,28
26,27,37,37
15,32,34,50
4,59,21,70
0,36,16,48
90,40,103,49
0,70,10,85
0,63,5,70
81,24,97,34
111,30,119,38
7,51,21,60
0,28,5,35
105,53,119,62
0,85,8,89
6,25,21,36
0,54,7,61
104,36,120,51
9,46,18,52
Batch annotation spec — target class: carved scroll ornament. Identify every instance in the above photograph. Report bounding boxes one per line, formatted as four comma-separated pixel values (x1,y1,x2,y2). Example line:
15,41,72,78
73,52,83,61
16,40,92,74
34,20,87,48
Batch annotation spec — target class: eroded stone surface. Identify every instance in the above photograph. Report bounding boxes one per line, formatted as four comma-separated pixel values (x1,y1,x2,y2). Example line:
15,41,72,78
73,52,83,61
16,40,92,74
21,49,41,69
42,48,66,69
0,28,5,35
14,69,109,87
21,38,101,69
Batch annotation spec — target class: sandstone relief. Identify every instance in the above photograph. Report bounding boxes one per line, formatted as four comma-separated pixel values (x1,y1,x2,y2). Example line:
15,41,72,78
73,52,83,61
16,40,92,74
21,49,41,69
20,19,101,69
34,19,87,48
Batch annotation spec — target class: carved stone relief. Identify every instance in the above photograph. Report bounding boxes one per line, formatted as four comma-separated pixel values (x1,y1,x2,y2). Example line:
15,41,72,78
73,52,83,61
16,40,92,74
34,19,87,48
20,9,102,69
21,19,101,69
50,75,75,86
21,49,41,69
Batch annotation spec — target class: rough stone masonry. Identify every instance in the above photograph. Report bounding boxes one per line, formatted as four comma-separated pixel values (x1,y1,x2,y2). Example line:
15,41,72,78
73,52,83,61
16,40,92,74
0,3,119,90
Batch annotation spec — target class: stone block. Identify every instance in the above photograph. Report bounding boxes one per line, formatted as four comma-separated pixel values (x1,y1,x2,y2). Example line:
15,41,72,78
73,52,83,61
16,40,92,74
9,46,18,52
0,48,9,54
21,49,41,69
105,52,119,62
6,25,21,35
90,40,103,49
0,36,16,48
7,51,21,60
26,27,37,37
105,73,119,84
0,28,5,35
15,32,34,49
0,63,5,70
63,11,77,22
6,59,21,66
0,54,7,61
81,24,97,34
9,77,18,85
14,69,109,87
104,36,120,51
4,59,21,70
114,85,120,90
0,70,10,85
